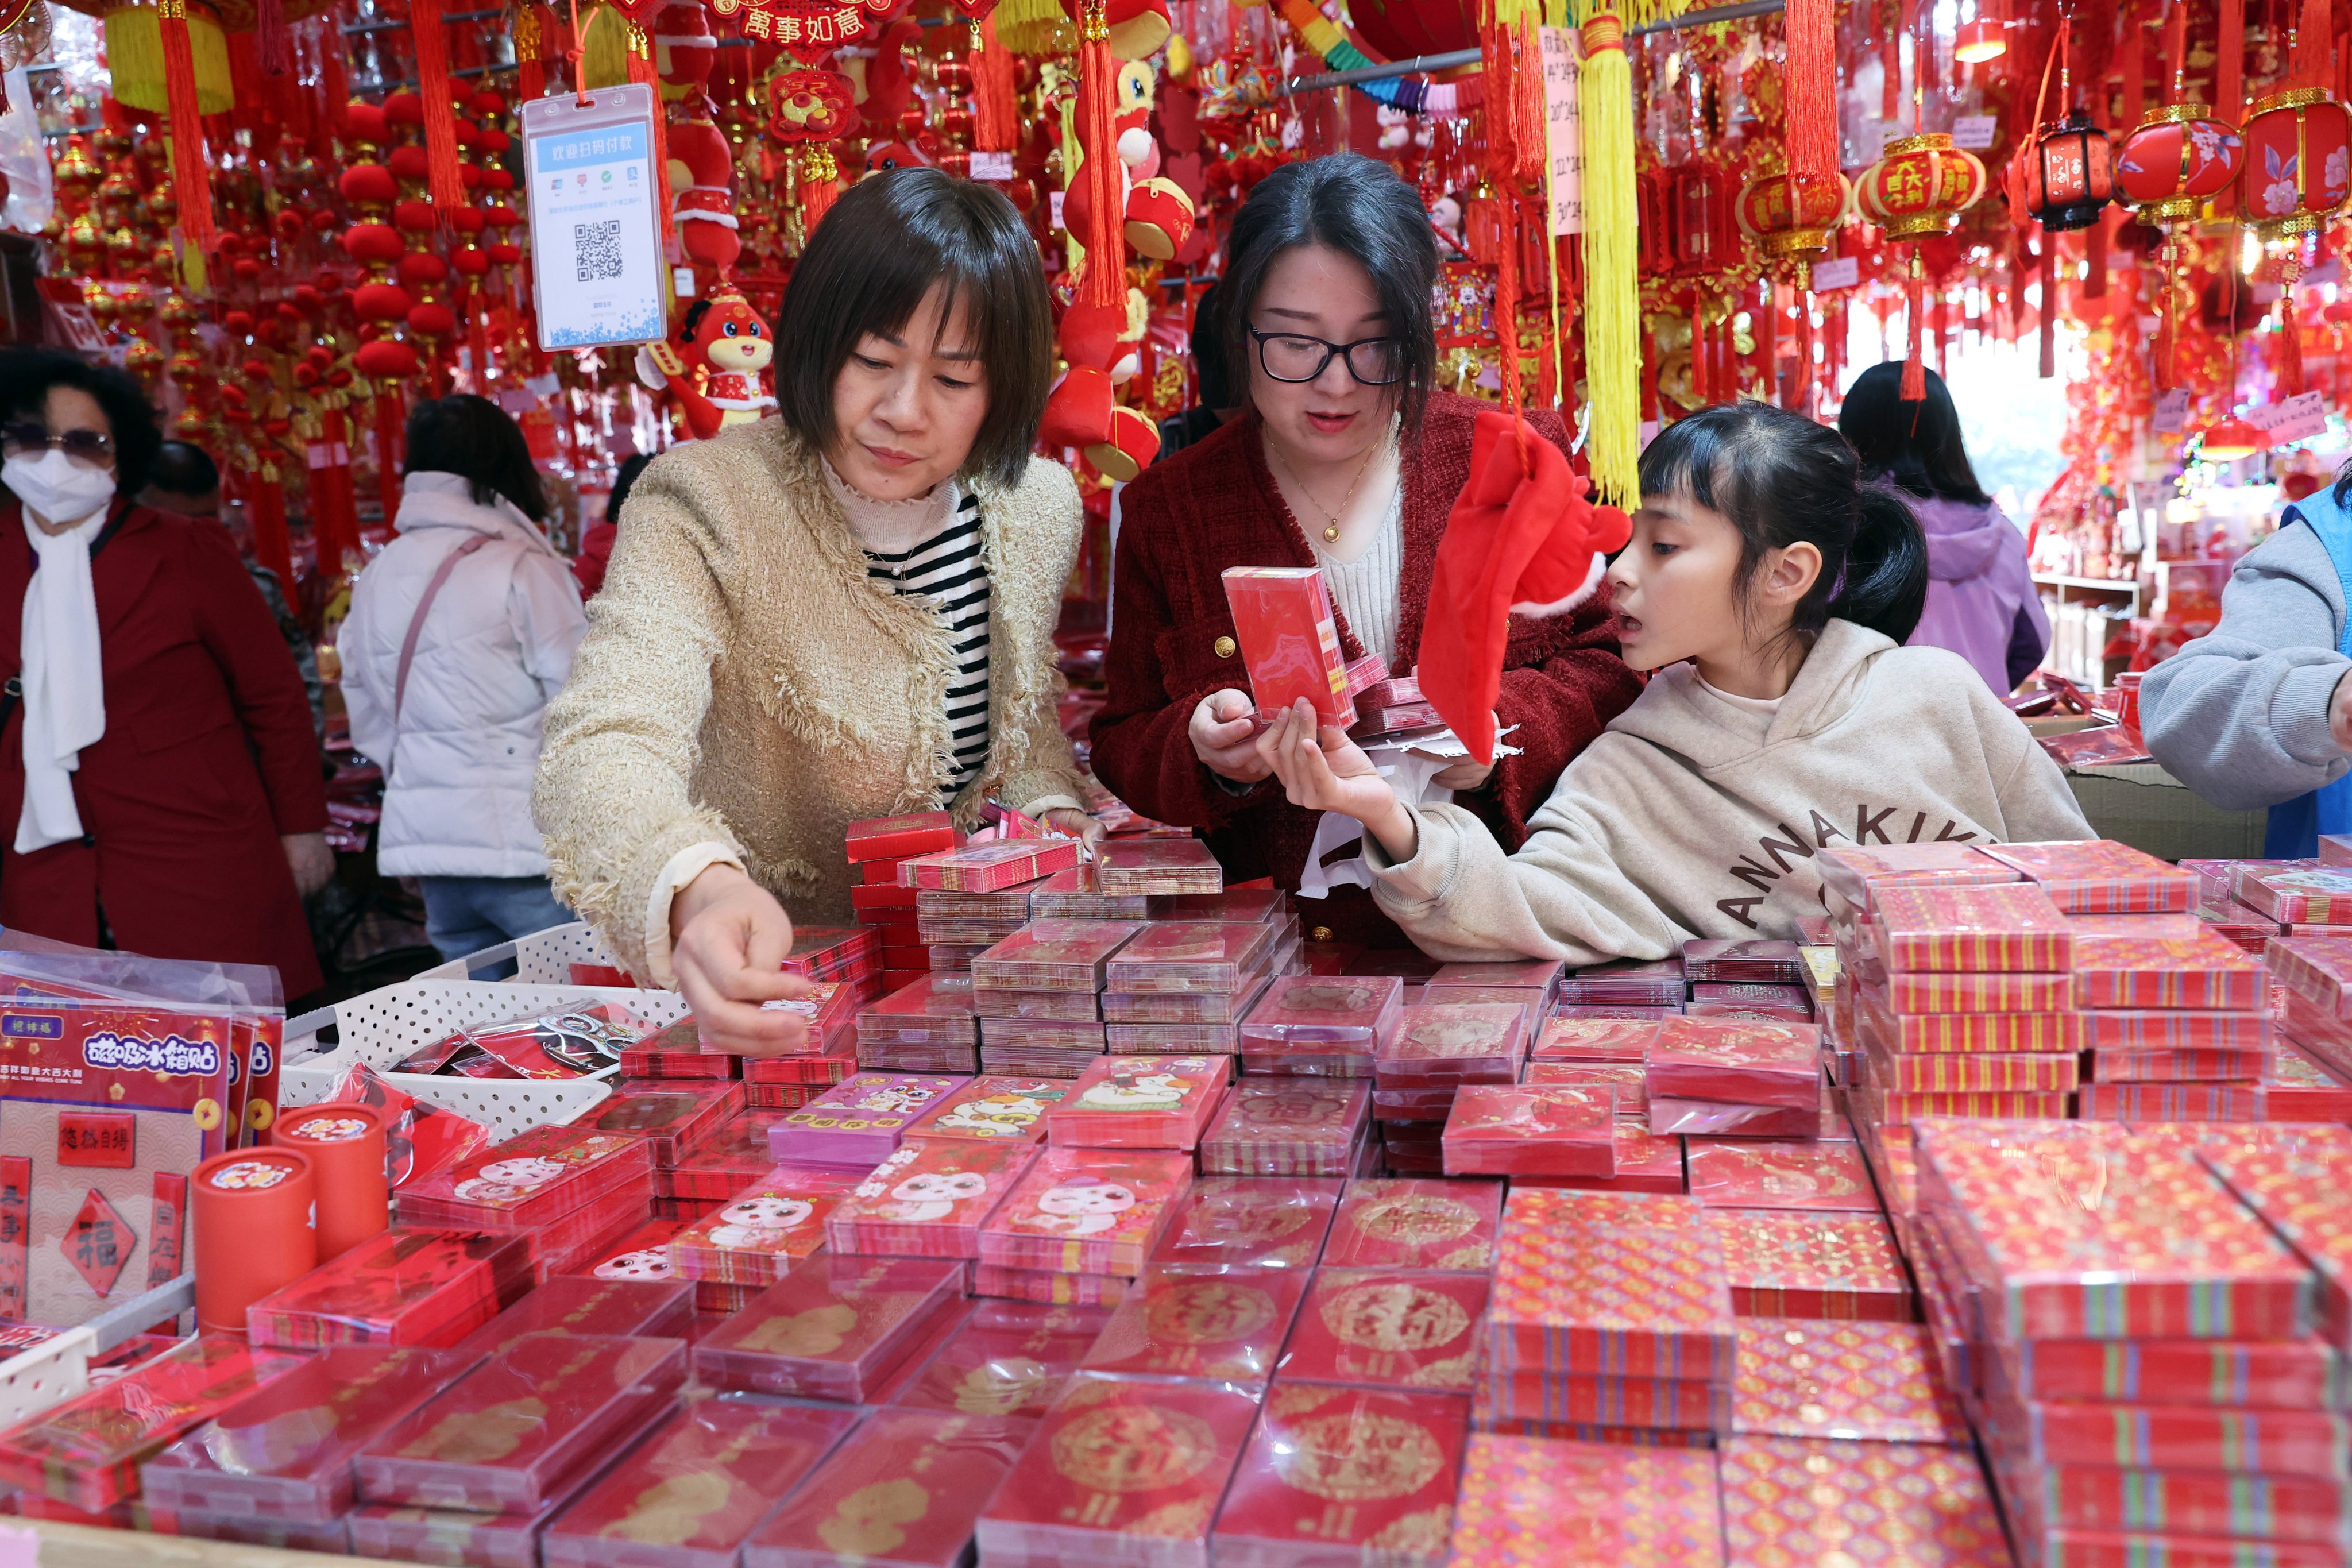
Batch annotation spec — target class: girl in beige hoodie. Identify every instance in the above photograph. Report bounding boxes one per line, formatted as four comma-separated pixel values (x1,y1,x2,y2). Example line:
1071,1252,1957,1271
1257,401,2093,964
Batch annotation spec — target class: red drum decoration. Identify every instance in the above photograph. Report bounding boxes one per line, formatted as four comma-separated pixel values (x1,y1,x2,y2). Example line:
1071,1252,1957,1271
2114,105,2246,224
2240,88,2352,237
2018,107,2114,230
1856,133,1987,240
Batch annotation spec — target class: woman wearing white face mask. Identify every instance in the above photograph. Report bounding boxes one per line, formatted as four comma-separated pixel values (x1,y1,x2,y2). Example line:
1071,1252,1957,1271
0,350,330,995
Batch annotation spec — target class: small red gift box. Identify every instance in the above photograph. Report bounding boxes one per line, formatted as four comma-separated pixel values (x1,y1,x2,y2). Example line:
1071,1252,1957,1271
1221,565,1356,728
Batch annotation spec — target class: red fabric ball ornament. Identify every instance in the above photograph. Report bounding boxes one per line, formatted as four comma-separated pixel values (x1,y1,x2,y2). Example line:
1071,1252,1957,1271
305,345,335,370
339,165,399,206
293,287,324,312
341,223,405,264
487,241,522,264
222,309,256,335
353,281,416,321
478,128,511,155
292,362,320,388
240,357,269,380
483,167,515,192
384,92,425,128
470,88,507,117
354,338,419,379
397,252,449,287
272,210,306,242
344,103,390,144
484,204,522,230
453,246,491,276
388,146,430,184
449,207,487,234
233,258,261,283
407,302,457,337
394,199,438,234
310,210,338,233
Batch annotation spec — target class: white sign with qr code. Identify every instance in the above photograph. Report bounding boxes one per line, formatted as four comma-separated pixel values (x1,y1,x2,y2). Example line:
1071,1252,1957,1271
522,84,667,350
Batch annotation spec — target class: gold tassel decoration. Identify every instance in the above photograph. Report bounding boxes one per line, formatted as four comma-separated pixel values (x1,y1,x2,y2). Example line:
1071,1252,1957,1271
1576,6,1638,505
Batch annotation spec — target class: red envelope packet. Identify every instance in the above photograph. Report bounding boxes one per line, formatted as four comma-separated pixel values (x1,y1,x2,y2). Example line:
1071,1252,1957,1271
1447,1435,1725,1568
1079,1264,1309,1387
578,1079,746,1169
1211,1385,1470,1567
666,1163,869,1285
1323,1179,1503,1272
1094,838,1227,897
890,1298,1113,1419
446,1274,696,1364
691,1256,965,1401
1280,1268,1488,1392
1647,1019,1820,1110
825,1138,1036,1260
976,1146,1195,1278
1719,1435,2009,1568
244,1227,541,1350
1049,1054,1233,1150
397,1124,655,1233
746,1408,1034,1568
1730,1320,1967,1444
1147,1175,1342,1270
1686,1140,1879,1213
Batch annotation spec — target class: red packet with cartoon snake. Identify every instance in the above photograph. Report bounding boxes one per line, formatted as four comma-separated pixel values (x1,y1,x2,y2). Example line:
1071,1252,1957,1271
396,1124,654,1233
539,1401,862,1568
825,1139,1035,1259
1048,1054,1233,1150
976,1146,1194,1277
747,1408,1034,1568
666,1163,867,1285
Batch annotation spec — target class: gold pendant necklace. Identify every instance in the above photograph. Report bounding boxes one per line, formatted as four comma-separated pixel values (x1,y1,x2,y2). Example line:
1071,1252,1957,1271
1271,436,1384,546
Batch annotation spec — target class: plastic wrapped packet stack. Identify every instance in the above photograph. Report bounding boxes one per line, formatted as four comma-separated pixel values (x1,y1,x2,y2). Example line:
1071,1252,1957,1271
858,971,983,1075
919,882,1046,968
766,1072,967,1167
1424,958,1565,1035
396,1124,659,1276
973,1145,1194,1307
2266,934,2352,1096
243,1229,541,1349
1102,921,1284,1055
1046,1053,1233,1150
659,1110,793,1210
1681,940,1813,1026
1702,1208,1914,1321
975,1373,1259,1568
1644,1017,1825,1140
1557,956,1686,1019
1378,1004,1529,1175
1719,1435,2011,1568
847,810,964,987
693,1255,967,1400
1686,1139,1878,1215
447,1276,696,1363
1449,1435,1724,1565
1281,1267,1488,1393
616,1015,740,1080
353,1333,689,1513
2234,864,2352,933
745,1408,1034,1568
1442,1084,1615,1179
1211,1384,1472,1568
663,1162,870,1288
1239,974,1406,1079
824,1138,1035,1260
1323,1177,1503,1273
901,1073,1071,1145
1095,836,1226,895
739,1046,858,1111
1728,1319,1969,1445
1078,1263,1310,1388
1913,1119,2341,1568
1476,1189,1737,1442
901,839,1083,895
886,1297,1113,1419
2071,917,2272,1122
580,1079,746,1170
1149,1176,1342,1269
972,920,1142,1077
1199,1080,1372,1176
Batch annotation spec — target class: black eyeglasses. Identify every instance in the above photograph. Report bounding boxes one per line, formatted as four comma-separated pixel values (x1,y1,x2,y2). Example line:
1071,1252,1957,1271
1248,327,1405,387
0,424,114,469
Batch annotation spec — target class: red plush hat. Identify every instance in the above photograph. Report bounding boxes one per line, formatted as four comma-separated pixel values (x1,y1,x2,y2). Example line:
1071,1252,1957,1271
1420,411,1631,766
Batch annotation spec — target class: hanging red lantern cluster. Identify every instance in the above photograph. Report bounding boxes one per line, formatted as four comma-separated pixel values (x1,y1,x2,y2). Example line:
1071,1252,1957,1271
2017,108,2114,230
1857,132,1986,400
2240,88,2352,236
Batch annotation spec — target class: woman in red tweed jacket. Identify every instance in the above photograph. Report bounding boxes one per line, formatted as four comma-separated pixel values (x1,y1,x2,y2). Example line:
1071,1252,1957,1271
1092,154,1641,952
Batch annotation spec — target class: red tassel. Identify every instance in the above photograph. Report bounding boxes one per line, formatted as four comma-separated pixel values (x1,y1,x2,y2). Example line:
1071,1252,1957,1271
971,14,1017,152
374,390,405,531
158,1,217,258
623,29,675,256
1496,192,1522,418
2037,236,2056,378
2122,0,2145,123
1512,11,1544,183
1076,0,1123,310
409,0,467,218
2218,0,2245,119
517,3,546,104
1785,0,1836,187
2285,294,2307,394
1880,24,1901,121
2297,0,2330,84
798,144,840,234
257,0,291,75
1795,286,1816,415
2086,209,2107,297
1901,253,1926,401
1481,10,1519,179
250,469,294,590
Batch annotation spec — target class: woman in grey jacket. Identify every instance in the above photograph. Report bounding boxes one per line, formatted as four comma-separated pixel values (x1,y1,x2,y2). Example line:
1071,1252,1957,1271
2141,474,2352,855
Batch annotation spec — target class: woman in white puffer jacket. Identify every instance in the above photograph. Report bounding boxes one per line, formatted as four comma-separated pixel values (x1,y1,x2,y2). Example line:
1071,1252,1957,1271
340,395,589,961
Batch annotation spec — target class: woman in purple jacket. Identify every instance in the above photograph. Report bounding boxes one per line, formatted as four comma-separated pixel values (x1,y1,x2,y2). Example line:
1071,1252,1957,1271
1839,363,2048,693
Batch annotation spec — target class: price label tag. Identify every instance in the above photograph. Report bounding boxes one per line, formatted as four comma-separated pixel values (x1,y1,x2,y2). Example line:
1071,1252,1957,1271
2152,388,2190,434
1540,26,1584,237
1951,115,1998,149
56,1110,134,1170
1050,189,1067,230
522,84,668,350
969,150,1015,180
1811,256,1860,291
2253,390,2331,443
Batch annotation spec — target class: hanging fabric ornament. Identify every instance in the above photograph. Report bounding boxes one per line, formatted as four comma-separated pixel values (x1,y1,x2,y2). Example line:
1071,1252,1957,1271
2218,0,2245,123
1857,135,1984,399
255,0,289,76
1574,4,1639,505
798,145,840,233
2115,0,2245,387
516,1,544,101
408,0,469,217
156,0,218,268
971,14,1019,150
1076,0,1126,309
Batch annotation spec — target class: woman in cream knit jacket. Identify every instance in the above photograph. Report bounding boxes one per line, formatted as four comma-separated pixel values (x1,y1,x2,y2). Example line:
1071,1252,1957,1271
534,171,1088,1052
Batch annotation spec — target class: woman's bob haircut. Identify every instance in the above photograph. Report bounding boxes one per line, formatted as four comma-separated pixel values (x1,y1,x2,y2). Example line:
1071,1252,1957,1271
773,167,1053,490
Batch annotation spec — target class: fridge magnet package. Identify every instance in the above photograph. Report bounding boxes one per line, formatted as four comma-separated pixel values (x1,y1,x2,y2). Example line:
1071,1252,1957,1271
1210,1384,1471,1568
1323,1179,1503,1273
538,1399,864,1568
692,1255,967,1402
974,1372,1260,1568
744,1407,1034,1568
352,1333,688,1513
1076,1263,1310,1387
1149,1176,1343,1269
1279,1267,1488,1392
824,1137,1036,1260
889,1297,1114,1419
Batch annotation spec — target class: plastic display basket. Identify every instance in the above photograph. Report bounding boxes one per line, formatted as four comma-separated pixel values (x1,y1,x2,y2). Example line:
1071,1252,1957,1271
280,979,690,1142
413,922,629,987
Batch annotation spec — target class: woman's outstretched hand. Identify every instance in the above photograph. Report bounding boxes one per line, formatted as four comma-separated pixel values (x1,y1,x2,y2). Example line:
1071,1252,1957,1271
669,863,819,1055
1255,697,1420,862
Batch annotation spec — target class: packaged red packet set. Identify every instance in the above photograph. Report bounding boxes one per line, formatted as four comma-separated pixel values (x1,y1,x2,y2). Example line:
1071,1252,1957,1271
660,1110,794,1200
1094,837,1226,897
245,1227,541,1349
1534,1017,1662,1063
539,1400,863,1568
971,921,1142,992
446,1275,696,1364
1687,1140,1878,1213
2237,866,2352,925
1149,1176,1342,1269
616,1015,740,1081
1222,565,1355,728
1705,1210,1911,1322
978,1145,1195,1278
1380,1004,1529,1084
899,840,1084,894
1979,840,2199,914
0,1335,310,1511
1103,922,1269,995
1049,1053,1232,1149
1816,842,2018,913
1647,1019,1821,1110
1730,1320,1967,1444
141,1344,477,1523
1280,1267,1488,1392
744,1408,1035,1568
976,1373,1259,1566
691,1255,965,1401
397,1124,655,1233
902,1074,1070,1144
579,1079,746,1168
1682,940,1806,986
1871,882,2074,972
1211,1384,1471,1568
890,1297,1112,1419
1078,1262,1308,1386
1442,1086,1615,1177
1484,1189,1737,1384
1199,1080,1369,1177
1323,1178,1502,1272
848,809,960,863
353,1332,688,1513
777,925,883,982
1448,1435,1725,1568
1718,1435,2009,1568
1241,975,1406,1073
825,1138,1034,1258
666,1162,867,1285
1559,959,1686,1007
768,1072,967,1167
2071,933,2265,1010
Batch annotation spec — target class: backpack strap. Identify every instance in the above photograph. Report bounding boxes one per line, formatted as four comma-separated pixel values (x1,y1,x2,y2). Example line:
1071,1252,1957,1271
387,533,493,776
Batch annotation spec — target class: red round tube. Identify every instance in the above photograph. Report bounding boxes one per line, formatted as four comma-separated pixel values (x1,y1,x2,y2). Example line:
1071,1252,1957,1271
192,1147,318,1335
273,1102,390,1261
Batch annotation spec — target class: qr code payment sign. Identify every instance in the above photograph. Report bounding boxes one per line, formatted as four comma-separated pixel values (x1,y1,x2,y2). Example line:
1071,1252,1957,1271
576,219,624,283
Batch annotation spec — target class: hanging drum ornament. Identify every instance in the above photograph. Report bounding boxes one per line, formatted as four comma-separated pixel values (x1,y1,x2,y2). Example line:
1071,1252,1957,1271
1733,168,1854,273
2114,104,2246,225
2239,87,2352,238
1856,133,1987,240
2017,107,2114,230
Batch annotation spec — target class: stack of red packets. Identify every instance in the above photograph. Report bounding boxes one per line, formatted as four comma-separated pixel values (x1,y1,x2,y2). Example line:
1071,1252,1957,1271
846,810,964,988
396,1123,658,1276
1645,1016,1826,1139
1381,1002,1527,1172
972,1144,1195,1306
1239,973,1406,1077
1102,918,1289,1055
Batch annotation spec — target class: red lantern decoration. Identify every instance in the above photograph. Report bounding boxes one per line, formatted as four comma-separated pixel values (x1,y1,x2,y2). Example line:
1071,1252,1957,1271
2017,108,2114,230
2240,88,2352,237
2114,105,2246,223
1733,168,1853,268
1855,132,1987,240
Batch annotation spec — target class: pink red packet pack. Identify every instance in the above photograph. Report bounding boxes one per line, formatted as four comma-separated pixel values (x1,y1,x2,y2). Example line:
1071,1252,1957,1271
1048,1053,1233,1149
666,1162,868,1285
976,1145,1195,1278
971,921,1144,992
902,1074,1071,1145
825,1138,1035,1259
691,1256,966,1402
1094,837,1226,897
397,1124,655,1233
768,1072,967,1167
1103,921,1272,994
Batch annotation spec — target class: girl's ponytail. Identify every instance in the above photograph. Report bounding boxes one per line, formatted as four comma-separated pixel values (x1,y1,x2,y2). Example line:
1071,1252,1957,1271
1828,484,1930,644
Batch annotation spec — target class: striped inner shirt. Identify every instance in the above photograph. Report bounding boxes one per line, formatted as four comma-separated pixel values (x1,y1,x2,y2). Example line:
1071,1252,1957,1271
864,490,991,796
